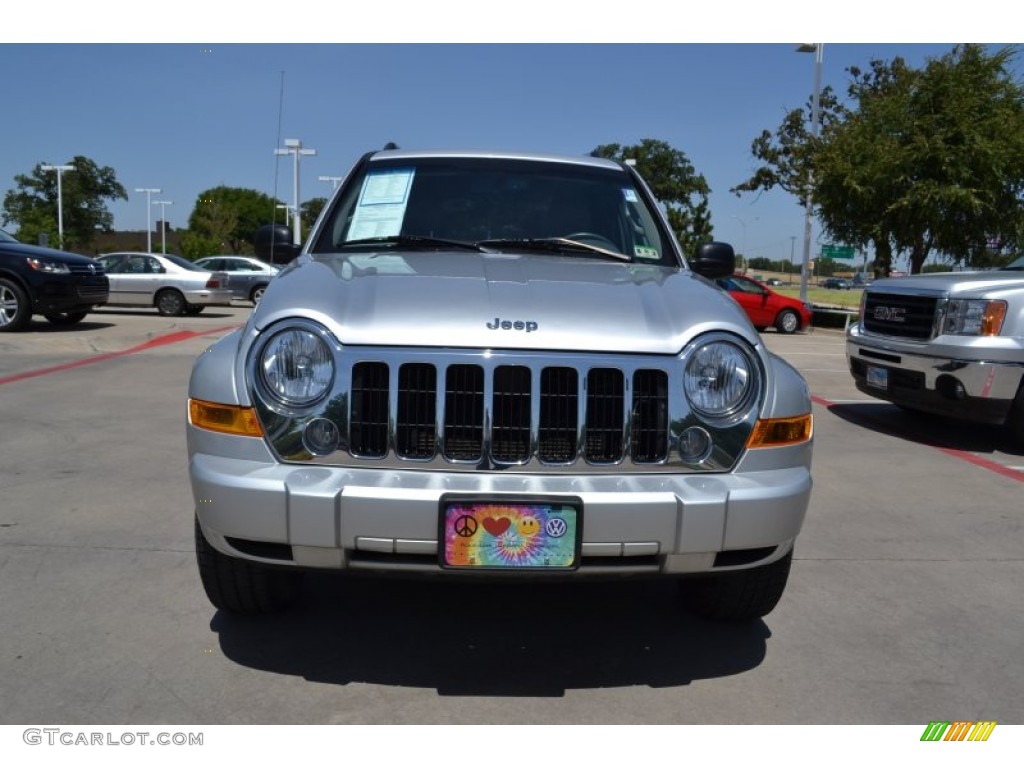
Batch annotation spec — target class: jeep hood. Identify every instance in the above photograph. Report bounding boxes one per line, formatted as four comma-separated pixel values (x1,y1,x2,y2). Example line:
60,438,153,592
252,250,754,354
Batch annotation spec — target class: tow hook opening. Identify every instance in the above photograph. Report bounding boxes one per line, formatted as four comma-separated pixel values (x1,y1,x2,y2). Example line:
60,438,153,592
936,374,967,401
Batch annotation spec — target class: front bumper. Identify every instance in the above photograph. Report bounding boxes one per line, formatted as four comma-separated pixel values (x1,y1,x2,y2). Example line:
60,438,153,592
189,436,811,577
846,327,1024,424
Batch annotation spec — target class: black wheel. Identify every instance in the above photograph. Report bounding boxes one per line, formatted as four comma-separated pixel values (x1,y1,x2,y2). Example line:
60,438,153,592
44,310,88,326
155,289,186,316
678,549,793,622
775,309,800,334
250,284,268,305
0,277,31,332
1007,382,1024,448
194,517,298,615
184,304,205,315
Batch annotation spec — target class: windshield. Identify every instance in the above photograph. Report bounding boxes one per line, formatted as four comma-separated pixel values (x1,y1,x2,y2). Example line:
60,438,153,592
310,156,678,266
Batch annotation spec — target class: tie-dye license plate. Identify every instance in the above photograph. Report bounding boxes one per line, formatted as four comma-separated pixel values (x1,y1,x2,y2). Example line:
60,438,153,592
439,497,582,570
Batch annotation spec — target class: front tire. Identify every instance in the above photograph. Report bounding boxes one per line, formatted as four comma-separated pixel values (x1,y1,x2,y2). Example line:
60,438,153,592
184,304,205,315
155,289,186,316
775,309,800,334
195,517,298,615
0,278,31,332
44,310,88,326
678,549,793,622
250,284,267,305
1007,382,1024,448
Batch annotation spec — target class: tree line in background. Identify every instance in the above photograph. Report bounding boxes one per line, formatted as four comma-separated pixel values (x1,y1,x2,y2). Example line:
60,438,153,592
3,44,1022,271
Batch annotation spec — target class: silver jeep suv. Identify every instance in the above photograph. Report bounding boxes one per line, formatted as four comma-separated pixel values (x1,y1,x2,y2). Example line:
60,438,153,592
187,149,814,621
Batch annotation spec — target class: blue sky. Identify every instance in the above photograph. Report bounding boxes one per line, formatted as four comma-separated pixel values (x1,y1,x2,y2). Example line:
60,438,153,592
2,5,1012,268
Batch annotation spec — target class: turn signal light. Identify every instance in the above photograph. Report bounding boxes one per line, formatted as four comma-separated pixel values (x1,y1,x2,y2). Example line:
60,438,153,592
188,399,263,437
747,414,813,448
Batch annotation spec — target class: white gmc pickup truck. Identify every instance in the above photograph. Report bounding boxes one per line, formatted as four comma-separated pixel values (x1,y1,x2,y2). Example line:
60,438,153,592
846,257,1024,444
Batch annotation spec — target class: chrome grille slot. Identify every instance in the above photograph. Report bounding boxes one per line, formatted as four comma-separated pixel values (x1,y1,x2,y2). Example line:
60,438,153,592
491,365,532,463
350,362,389,457
396,363,436,459
538,367,578,463
443,364,484,461
631,369,668,463
584,368,625,463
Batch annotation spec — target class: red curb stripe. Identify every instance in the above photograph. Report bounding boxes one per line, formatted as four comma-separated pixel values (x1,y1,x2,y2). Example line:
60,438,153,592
812,393,1024,483
0,325,238,386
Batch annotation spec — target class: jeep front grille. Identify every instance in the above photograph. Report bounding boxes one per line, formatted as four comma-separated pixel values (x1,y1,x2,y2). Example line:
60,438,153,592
347,358,667,467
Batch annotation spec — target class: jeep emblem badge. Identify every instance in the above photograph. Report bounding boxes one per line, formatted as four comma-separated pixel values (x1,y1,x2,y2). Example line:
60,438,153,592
487,317,538,332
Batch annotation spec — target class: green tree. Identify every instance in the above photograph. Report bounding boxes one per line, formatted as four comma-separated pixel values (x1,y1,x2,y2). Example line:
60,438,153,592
301,196,328,233
2,155,127,251
591,139,713,256
735,45,1024,275
187,186,284,254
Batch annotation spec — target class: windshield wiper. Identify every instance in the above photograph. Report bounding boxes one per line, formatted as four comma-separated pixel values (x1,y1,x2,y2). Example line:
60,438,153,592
476,237,631,262
340,235,487,252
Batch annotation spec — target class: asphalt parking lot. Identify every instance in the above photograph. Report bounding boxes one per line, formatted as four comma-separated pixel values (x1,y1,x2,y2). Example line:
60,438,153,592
1,307,1022,725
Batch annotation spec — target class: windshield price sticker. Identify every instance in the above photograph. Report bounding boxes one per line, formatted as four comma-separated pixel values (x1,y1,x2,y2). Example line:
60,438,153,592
440,498,582,570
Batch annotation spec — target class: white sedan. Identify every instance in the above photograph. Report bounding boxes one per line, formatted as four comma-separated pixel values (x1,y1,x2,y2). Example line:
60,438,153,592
96,252,234,316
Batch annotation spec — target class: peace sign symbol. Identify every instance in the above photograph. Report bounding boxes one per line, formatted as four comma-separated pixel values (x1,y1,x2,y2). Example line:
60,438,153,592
453,515,478,538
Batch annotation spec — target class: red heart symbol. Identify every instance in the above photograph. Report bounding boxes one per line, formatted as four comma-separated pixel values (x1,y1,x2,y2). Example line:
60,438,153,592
482,517,511,536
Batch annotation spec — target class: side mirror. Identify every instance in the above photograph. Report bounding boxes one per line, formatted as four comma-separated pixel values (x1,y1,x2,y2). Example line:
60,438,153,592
689,241,736,280
254,224,301,265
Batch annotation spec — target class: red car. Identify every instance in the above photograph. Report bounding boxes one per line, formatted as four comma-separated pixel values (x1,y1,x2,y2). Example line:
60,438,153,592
714,273,812,334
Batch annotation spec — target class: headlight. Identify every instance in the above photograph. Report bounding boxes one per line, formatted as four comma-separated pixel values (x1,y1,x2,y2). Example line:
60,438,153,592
943,299,1007,336
258,326,335,406
684,339,757,418
27,258,70,273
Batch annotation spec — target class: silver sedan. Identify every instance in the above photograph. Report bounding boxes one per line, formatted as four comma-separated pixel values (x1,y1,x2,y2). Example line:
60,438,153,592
96,252,233,316
194,256,279,304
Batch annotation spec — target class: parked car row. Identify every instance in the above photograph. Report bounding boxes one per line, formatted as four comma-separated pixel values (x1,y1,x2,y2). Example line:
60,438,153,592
0,228,279,332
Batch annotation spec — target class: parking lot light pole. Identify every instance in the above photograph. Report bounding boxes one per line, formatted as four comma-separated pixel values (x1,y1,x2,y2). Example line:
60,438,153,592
41,163,76,247
135,187,162,253
275,139,317,246
318,175,343,190
796,43,823,303
152,200,173,254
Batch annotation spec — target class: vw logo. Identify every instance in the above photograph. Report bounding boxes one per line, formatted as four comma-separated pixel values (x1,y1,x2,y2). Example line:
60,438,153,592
88,264,96,275
545,518,568,538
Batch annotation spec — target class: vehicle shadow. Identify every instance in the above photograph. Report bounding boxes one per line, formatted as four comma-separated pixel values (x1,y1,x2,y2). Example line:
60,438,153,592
826,401,1024,457
210,574,771,697
24,319,117,332
89,308,243,319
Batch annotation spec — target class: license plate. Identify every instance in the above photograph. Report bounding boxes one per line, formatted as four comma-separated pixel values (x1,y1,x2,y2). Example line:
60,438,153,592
866,365,888,390
439,496,582,570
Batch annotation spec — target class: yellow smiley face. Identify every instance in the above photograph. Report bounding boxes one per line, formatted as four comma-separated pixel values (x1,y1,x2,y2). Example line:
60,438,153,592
518,516,540,537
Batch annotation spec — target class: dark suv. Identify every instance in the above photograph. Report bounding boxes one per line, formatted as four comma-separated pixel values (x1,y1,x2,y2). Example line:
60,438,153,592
0,229,109,331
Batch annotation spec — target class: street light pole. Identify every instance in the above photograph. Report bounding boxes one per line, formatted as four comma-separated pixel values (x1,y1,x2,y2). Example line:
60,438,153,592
41,163,75,247
274,139,317,246
152,200,173,254
318,175,343,190
135,187,162,252
796,43,824,302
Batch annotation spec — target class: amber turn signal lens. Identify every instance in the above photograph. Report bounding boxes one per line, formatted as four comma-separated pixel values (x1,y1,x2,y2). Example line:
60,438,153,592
747,414,813,448
188,399,263,437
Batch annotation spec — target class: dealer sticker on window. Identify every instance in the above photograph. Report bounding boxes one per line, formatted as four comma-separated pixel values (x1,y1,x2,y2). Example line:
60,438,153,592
439,496,582,570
